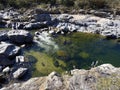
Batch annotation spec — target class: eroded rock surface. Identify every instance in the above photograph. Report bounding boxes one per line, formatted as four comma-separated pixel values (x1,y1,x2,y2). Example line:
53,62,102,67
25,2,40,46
1,64,120,90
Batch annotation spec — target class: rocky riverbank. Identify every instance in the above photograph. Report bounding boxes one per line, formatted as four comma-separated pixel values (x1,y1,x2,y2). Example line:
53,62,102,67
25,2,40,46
0,64,120,90
0,8,120,89
0,8,120,38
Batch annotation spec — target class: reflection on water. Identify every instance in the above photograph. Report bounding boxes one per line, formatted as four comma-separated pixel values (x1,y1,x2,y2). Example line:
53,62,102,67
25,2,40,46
25,32,120,76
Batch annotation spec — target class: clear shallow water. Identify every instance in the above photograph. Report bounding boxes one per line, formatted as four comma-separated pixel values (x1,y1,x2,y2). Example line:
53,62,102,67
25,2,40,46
25,32,120,76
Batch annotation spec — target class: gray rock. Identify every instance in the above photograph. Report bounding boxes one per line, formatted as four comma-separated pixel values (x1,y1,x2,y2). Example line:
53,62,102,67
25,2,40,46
34,14,51,22
95,64,119,75
69,74,94,90
0,42,20,58
13,67,28,79
7,30,33,44
93,11,110,18
45,72,63,90
57,14,73,22
24,22,48,30
1,64,120,90
2,67,10,73
1,77,45,90
0,31,9,41
56,23,79,33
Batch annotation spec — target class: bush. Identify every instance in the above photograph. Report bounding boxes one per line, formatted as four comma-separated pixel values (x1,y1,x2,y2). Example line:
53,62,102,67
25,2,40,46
74,0,108,9
89,0,107,9
60,0,74,7
74,0,89,9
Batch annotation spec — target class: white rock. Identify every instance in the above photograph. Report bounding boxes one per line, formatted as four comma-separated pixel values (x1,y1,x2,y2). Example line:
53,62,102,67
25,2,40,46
3,67,10,73
16,56,25,63
13,68,28,79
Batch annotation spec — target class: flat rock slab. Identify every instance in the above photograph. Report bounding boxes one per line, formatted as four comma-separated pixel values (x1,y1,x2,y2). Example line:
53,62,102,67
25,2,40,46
7,30,33,44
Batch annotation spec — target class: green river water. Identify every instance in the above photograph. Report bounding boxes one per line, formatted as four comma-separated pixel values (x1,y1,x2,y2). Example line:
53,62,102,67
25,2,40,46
24,32,120,77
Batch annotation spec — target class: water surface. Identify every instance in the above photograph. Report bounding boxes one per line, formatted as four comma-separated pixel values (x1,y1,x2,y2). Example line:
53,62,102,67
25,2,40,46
25,32,120,77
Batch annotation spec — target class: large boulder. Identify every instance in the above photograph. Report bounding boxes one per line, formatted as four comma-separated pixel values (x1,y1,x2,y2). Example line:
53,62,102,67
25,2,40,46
13,67,28,79
7,30,33,44
0,42,20,58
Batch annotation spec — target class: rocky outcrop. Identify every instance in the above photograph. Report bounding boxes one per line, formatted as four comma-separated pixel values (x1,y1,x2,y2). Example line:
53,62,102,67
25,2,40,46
1,64,120,90
54,14,120,38
7,30,33,44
